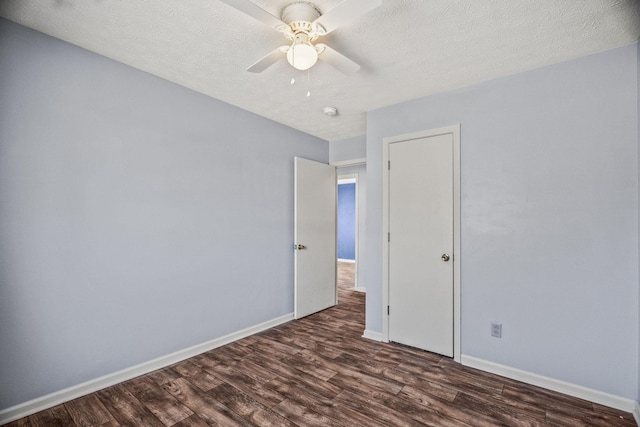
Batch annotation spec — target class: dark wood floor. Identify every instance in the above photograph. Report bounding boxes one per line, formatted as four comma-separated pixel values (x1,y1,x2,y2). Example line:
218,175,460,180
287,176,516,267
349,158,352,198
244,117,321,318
6,264,636,426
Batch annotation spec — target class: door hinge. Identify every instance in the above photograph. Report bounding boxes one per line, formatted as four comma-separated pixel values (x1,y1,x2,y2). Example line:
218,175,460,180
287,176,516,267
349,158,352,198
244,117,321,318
387,305,390,315
388,232,390,242
388,160,390,170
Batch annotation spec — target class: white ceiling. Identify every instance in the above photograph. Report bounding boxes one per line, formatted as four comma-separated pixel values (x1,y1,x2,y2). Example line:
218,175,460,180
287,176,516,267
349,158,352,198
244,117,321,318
1,0,638,142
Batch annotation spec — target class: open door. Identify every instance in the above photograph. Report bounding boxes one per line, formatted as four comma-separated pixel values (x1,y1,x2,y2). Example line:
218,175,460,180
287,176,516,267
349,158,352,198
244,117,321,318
294,157,337,319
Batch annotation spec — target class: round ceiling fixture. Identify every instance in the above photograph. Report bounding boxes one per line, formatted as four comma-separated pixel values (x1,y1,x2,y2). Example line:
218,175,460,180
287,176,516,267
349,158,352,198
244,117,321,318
323,106,338,117
286,33,318,70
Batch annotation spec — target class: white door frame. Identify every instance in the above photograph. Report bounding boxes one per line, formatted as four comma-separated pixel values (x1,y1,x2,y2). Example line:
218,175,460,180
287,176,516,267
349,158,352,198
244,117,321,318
382,124,461,362
331,158,366,167
337,174,358,289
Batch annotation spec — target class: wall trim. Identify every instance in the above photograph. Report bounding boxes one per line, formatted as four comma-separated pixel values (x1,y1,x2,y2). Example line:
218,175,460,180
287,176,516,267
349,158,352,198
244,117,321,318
362,330,383,341
356,287,366,293
461,355,637,413
337,177,356,185
0,313,294,425
634,401,640,426
331,158,366,167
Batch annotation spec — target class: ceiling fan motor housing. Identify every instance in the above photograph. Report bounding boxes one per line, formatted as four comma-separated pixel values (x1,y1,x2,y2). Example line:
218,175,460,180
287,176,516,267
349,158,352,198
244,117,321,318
281,2,324,39
282,2,321,24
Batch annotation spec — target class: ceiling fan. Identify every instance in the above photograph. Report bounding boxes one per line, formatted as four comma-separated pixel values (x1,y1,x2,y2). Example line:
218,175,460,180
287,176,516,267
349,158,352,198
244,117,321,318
219,0,382,74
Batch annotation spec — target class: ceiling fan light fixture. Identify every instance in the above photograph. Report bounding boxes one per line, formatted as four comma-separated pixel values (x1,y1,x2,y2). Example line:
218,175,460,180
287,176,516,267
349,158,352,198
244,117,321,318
222,0,380,74
286,39,318,70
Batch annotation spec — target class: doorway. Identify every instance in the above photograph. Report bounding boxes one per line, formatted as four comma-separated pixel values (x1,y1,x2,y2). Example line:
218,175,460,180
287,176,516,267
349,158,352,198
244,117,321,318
382,125,461,361
334,161,366,294
338,175,357,292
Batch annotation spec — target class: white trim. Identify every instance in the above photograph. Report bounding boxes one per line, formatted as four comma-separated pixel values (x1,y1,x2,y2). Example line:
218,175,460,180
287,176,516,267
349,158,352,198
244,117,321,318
0,313,294,425
337,177,356,185
362,330,383,341
338,258,356,263
382,124,461,363
356,287,366,293
461,355,637,413
331,158,366,167
634,401,640,426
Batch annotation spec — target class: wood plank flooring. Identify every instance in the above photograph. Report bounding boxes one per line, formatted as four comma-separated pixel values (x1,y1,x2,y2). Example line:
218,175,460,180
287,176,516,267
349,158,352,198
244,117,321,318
337,261,355,291
6,264,636,426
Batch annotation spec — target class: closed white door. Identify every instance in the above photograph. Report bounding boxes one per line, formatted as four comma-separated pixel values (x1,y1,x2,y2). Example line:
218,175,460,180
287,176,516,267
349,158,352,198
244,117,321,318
388,133,454,356
294,157,337,319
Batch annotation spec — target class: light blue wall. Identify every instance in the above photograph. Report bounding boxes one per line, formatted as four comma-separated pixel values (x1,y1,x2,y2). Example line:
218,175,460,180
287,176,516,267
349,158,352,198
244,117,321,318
337,183,356,260
0,18,328,410
366,43,639,399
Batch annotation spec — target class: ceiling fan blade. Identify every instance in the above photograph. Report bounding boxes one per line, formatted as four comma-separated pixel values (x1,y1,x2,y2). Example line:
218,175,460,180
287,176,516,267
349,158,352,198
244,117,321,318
314,0,382,34
316,44,360,75
247,46,288,73
219,0,286,29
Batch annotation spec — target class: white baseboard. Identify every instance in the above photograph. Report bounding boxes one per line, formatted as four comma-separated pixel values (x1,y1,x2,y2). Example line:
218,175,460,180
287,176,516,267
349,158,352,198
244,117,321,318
461,355,636,413
0,313,294,425
356,286,366,293
337,258,356,263
362,329,383,342
633,401,640,426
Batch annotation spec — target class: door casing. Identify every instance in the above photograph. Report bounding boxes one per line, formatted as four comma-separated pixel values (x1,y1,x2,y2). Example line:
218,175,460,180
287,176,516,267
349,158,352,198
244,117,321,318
382,124,461,362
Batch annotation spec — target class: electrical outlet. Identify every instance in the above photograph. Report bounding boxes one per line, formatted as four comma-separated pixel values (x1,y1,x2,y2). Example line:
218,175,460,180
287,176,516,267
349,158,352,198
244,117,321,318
491,322,502,338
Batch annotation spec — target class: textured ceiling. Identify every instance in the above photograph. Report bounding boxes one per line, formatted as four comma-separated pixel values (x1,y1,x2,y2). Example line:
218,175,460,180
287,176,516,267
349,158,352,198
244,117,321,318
1,0,639,141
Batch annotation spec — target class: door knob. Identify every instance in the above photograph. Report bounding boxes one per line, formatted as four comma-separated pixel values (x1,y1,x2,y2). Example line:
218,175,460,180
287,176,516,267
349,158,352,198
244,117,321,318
295,244,306,250
441,254,450,262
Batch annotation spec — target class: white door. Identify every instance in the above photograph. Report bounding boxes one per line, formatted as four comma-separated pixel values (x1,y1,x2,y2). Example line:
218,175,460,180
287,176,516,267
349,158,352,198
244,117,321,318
294,157,337,319
388,133,454,356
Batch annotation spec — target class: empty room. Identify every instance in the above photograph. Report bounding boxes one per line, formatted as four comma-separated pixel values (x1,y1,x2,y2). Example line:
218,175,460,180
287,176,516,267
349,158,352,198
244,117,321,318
1,1,639,426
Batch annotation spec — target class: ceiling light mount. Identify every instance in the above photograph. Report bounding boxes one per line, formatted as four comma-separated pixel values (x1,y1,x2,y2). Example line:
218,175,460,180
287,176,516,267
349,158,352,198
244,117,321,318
276,2,325,43
281,2,323,35
279,2,325,70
